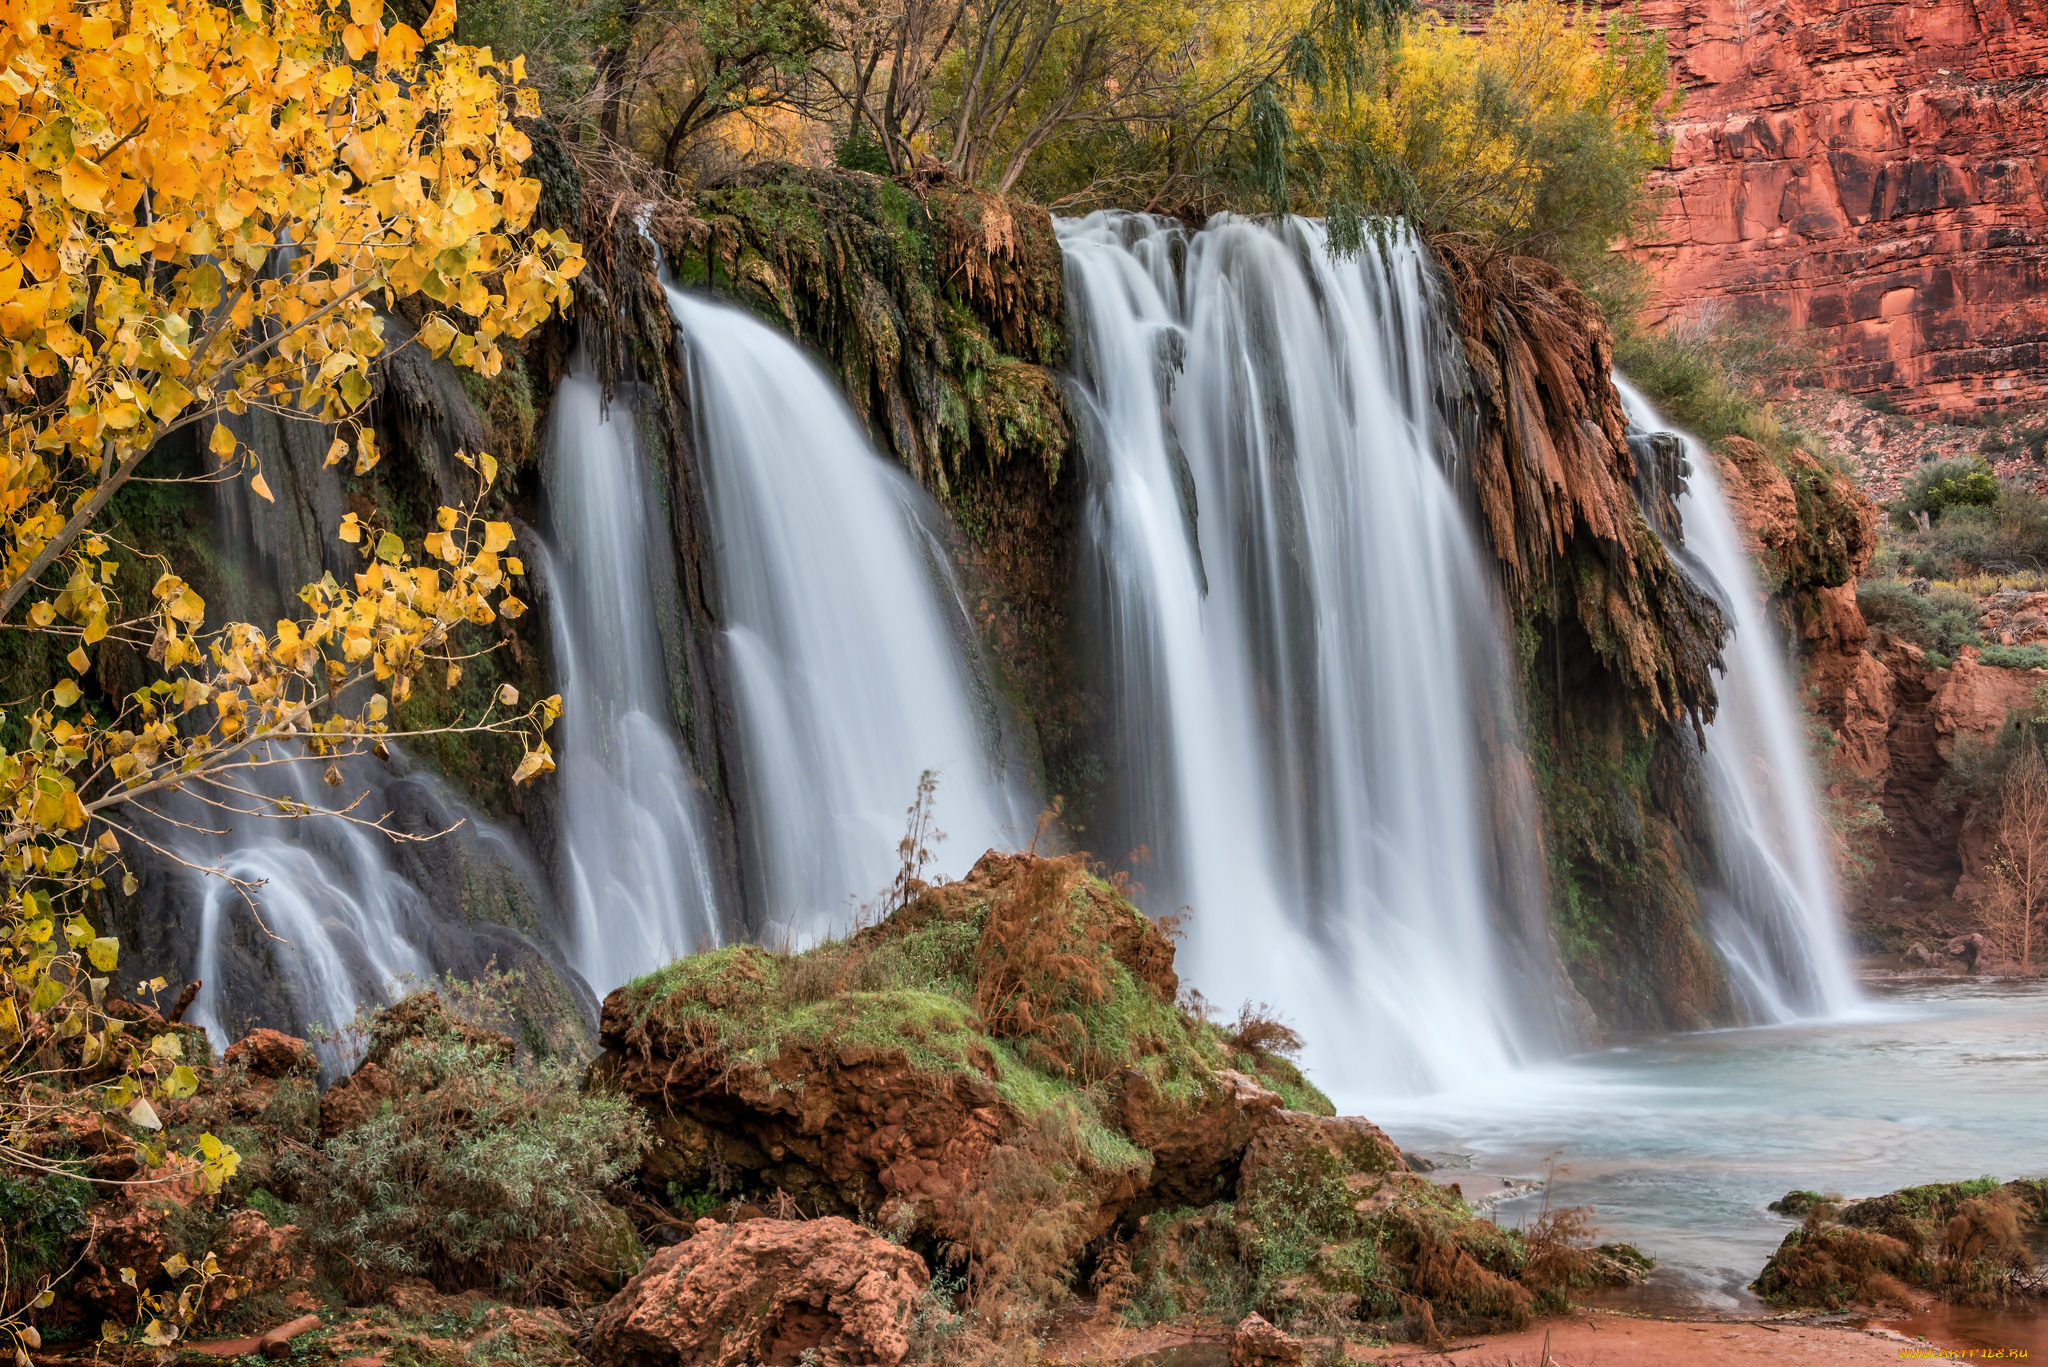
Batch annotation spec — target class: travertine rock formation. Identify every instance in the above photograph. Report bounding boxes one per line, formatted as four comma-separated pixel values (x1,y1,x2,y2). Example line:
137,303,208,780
591,1217,928,1367
1626,0,2048,415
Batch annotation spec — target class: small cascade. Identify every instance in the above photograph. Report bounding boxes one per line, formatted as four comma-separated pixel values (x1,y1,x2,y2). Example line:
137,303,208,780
663,287,1031,936
155,741,557,1071
1058,212,1566,1100
146,352,564,1059
539,365,725,992
1616,378,1860,1019
178,769,436,1051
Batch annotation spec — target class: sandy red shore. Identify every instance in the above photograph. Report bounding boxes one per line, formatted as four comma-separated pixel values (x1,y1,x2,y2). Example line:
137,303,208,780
1045,1306,2046,1365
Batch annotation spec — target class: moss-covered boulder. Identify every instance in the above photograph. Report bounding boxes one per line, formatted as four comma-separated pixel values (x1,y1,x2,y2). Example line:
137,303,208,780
1756,1176,2048,1310
593,851,1332,1304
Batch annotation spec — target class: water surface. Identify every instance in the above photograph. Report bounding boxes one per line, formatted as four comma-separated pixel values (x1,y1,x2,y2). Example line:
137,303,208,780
1365,978,2048,1311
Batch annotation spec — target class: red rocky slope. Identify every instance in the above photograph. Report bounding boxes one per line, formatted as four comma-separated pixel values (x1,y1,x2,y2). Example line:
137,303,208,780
1624,0,2048,416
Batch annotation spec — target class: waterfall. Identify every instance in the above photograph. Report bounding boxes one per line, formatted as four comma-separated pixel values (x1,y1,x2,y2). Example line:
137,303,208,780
662,287,1032,937
155,744,561,1071
1616,379,1860,1020
539,365,726,993
146,342,568,1061
1057,212,1566,1101
177,767,434,1050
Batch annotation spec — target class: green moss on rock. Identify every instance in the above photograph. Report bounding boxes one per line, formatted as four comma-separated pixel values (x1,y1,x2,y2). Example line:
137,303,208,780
1756,1176,2046,1311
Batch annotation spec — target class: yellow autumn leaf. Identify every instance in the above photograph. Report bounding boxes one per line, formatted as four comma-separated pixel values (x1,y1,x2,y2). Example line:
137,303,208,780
250,472,275,503
421,0,457,43
52,679,79,707
210,424,238,458
416,314,458,355
511,743,554,784
58,156,110,211
379,21,423,65
482,521,513,553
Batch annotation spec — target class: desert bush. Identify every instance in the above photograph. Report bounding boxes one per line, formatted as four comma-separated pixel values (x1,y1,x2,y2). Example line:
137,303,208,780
1856,579,1982,657
1229,1002,1306,1059
1888,486,2048,579
280,1006,646,1305
1979,644,2048,671
1977,414,2048,464
1894,458,2000,528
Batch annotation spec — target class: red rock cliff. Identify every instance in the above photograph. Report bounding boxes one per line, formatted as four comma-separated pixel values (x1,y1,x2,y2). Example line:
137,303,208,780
1623,0,2048,416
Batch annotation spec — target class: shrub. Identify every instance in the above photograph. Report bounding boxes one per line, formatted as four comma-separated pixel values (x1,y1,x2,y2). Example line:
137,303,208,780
1895,458,2000,528
0,1166,92,1312
1885,487,2048,579
1979,644,2048,671
1857,579,1982,658
280,1003,647,1305
1228,1001,1305,1059
1978,416,2048,464
1613,314,1825,456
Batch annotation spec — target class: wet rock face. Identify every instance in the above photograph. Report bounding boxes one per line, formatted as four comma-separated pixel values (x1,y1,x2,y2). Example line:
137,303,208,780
1627,0,2048,415
589,1217,927,1367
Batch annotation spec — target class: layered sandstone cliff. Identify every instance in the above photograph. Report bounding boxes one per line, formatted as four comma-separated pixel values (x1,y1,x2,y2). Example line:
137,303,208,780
1625,0,2048,416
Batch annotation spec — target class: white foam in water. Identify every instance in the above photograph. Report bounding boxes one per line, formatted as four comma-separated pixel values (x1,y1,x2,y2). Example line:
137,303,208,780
1616,377,1860,1020
541,364,726,992
1057,211,1564,1101
663,287,1031,938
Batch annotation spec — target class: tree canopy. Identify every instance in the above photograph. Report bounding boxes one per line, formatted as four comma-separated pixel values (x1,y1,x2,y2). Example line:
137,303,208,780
0,0,577,1315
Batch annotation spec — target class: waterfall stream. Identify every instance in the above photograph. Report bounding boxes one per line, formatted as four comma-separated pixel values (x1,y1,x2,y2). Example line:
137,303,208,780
1617,378,1860,1020
144,223,1854,1068
153,359,566,1062
176,767,435,1051
540,365,725,993
1058,212,1567,1101
663,287,1032,937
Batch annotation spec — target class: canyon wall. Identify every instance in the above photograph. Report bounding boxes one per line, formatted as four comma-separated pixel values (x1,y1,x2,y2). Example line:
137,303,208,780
1625,0,2048,416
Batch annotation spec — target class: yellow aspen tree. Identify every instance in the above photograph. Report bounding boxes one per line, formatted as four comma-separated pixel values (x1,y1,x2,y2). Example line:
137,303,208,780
0,0,578,1336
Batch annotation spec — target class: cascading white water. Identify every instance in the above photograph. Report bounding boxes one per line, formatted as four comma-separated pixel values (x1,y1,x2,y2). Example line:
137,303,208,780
1059,212,1564,1101
540,365,726,992
1616,378,1860,1020
179,765,435,1053
663,287,1031,936
162,391,560,1061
